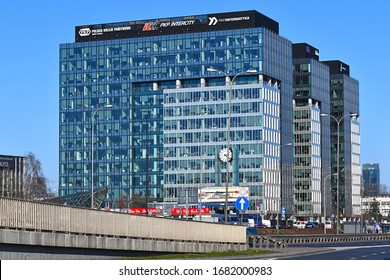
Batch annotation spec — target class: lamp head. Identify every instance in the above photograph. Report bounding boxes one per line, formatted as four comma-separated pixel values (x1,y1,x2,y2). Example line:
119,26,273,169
246,69,258,73
207,68,219,73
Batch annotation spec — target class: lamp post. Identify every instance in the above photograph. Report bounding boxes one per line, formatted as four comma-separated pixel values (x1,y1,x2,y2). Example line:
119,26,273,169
198,128,213,220
276,142,292,233
199,129,205,221
207,67,257,224
321,113,358,234
323,173,337,234
145,113,149,216
91,104,112,209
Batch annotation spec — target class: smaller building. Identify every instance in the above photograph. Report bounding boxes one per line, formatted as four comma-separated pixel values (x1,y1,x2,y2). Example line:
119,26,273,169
361,196,390,220
45,187,108,208
0,155,25,198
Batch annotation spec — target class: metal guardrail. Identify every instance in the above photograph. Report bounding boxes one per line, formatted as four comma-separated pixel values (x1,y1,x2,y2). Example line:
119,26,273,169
247,233,390,250
247,235,288,249
278,234,390,244
246,233,390,249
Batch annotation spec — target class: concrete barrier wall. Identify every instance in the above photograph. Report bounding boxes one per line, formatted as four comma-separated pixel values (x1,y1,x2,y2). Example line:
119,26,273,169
0,228,247,258
0,197,246,244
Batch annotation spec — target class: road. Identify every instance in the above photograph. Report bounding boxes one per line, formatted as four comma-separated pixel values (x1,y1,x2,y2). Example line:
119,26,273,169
279,240,390,260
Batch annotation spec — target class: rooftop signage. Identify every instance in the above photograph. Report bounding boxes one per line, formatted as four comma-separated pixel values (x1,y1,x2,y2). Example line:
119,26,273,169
323,60,351,76
75,10,279,42
0,157,15,170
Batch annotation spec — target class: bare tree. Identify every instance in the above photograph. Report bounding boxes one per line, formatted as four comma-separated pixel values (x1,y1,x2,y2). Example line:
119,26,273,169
24,152,54,200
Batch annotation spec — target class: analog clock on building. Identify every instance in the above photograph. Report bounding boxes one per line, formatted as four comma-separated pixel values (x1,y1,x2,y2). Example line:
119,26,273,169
218,147,233,162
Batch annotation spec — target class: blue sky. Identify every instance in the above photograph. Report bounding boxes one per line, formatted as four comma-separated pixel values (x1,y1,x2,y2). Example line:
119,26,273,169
1,0,389,192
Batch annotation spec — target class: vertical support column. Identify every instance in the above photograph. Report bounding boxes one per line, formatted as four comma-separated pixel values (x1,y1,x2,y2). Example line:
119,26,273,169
233,146,239,186
215,146,220,187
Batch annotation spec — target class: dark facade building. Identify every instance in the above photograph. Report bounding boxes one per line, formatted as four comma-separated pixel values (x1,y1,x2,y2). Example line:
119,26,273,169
362,163,380,197
59,10,293,214
292,43,331,218
323,60,361,218
0,155,25,198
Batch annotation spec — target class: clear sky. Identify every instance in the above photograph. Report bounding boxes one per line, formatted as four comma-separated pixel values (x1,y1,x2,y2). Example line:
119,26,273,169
1,0,389,193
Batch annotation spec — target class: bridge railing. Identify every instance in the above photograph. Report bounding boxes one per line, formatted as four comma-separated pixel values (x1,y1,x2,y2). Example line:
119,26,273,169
0,197,246,244
276,234,390,244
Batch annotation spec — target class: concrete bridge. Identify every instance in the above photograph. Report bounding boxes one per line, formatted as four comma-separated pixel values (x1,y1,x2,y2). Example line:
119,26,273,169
0,197,246,259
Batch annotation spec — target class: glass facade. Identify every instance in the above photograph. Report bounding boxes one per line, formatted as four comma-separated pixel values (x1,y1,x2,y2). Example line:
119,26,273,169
163,83,281,213
362,163,380,197
293,51,332,219
45,187,108,208
324,60,360,218
293,102,322,216
59,19,293,210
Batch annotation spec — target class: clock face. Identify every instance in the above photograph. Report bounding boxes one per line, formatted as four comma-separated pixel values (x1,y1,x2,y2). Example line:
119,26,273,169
219,148,233,162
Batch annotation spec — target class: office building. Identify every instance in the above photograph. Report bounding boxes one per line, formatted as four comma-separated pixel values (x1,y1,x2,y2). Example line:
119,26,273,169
292,43,331,218
0,155,25,198
362,163,380,197
323,60,361,218
59,10,293,213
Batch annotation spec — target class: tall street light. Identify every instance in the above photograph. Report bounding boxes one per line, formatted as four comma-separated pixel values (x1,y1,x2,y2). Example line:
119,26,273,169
91,104,112,209
198,128,214,220
276,142,292,233
323,172,337,234
207,67,257,224
321,113,358,234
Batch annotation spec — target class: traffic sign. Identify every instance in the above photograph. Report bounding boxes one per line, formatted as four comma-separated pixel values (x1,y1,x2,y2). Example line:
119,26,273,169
235,197,249,211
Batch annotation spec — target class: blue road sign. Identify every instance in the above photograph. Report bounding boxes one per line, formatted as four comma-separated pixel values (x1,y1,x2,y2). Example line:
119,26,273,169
235,197,249,211
281,207,286,216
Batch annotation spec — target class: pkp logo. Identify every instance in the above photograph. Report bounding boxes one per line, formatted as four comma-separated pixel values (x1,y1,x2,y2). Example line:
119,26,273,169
209,17,218,25
79,28,91,37
143,22,159,31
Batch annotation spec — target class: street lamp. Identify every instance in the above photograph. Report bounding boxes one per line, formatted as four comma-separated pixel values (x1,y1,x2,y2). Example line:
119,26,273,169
91,104,112,209
323,172,337,234
198,129,206,221
276,142,292,233
321,112,358,234
207,67,257,224
198,128,213,221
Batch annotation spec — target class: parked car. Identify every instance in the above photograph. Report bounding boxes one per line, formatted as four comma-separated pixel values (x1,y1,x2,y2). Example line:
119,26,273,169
325,221,332,229
293,221,308,229
305,222,320,228
246,227,259,235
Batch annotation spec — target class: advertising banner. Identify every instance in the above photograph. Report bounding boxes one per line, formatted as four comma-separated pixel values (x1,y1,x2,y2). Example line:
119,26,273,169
0,157,15,170
75,11,278,42
200,187,249,204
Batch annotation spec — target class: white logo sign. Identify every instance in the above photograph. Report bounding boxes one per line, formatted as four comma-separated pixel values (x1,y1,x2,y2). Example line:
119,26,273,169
209,17,218,25
79,28,91,36
340,63,347,72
